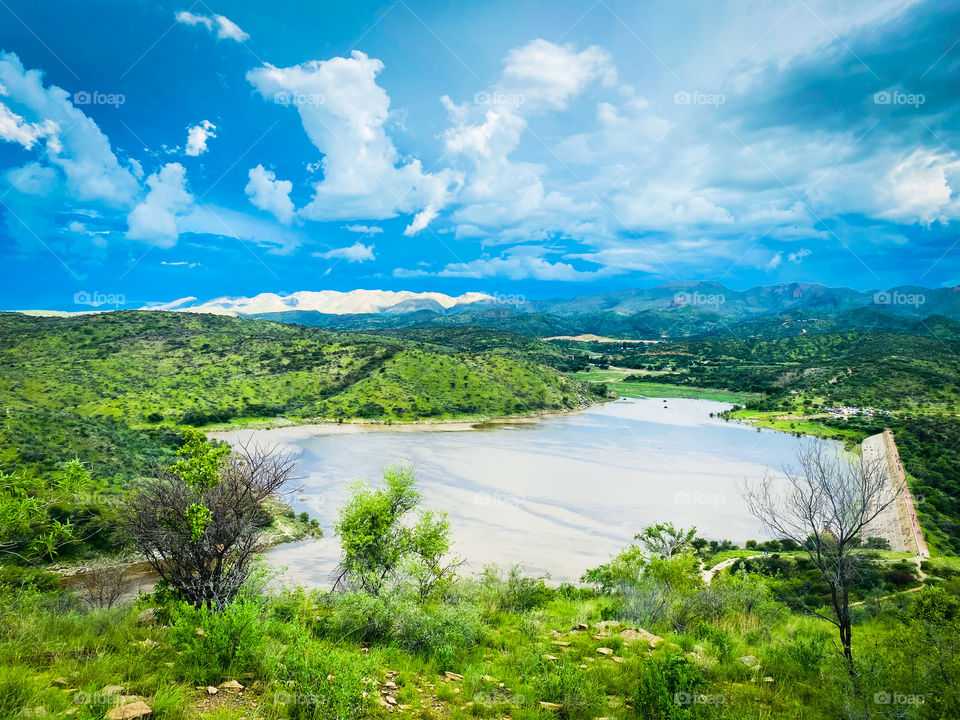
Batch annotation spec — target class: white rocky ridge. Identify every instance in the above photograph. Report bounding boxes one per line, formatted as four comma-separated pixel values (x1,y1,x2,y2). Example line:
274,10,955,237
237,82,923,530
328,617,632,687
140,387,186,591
143,289,495,316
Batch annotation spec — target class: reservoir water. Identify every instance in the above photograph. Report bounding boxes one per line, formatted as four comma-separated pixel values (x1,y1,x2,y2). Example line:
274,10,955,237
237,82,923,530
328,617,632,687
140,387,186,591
212,397,827,586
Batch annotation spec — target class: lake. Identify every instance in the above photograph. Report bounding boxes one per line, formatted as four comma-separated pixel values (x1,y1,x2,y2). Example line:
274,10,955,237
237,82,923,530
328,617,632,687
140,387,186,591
212,397,826,586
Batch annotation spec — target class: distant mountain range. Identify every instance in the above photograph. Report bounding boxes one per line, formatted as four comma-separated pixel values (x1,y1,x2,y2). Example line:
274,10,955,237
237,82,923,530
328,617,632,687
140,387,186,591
141,282,958,340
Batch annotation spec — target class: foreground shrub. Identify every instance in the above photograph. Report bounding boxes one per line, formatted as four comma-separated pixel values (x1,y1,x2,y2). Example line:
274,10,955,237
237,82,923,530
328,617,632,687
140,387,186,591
534,658,604,720
270,639,375,720
636,652,708,720
316,591,486,668
169,598,266,684
471,564,553,613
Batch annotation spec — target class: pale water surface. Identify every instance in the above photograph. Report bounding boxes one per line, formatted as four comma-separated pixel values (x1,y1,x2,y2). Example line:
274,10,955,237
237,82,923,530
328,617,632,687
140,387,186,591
212,398,828,586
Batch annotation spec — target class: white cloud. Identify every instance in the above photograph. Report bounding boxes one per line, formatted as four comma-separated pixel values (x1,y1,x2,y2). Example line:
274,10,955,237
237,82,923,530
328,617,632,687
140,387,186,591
126,163,194,247
185,119,216,156
244,164,294,224
344,224,383,234
397,245,619,281
0,51,140,208
313,241,375,263
767,252,783,270
788,248,812,263
247,51,460,234
175,11,250,42
500,39,617,111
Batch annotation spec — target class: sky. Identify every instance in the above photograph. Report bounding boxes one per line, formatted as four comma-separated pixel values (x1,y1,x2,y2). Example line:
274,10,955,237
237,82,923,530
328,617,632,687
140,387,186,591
1,0,959,310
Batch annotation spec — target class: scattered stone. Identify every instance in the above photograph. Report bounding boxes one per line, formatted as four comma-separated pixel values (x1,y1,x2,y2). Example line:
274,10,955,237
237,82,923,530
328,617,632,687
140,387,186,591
138,639,157,649
384,681,397,689
100,685,125,696
384,695,398,706
443,671,464,681
552,640,571,647
544,654,559,661
574,622,589,630
538,701,562,712
596,647,614,656
205,687,218,696
136,609,155,627
219,680,243,691
611,656,624,663
194,628,206,637
592,633,610,640
481,675,497,683
738,655,757,666
621,628,664,648
763,677,774,684
104,700,152,720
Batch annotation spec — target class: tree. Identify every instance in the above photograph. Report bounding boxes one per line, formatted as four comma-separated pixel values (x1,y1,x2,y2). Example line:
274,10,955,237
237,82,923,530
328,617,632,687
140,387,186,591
126,429,296,609
0,459,89,560
743,442,898,668
636,522,697,559
333,465,460,597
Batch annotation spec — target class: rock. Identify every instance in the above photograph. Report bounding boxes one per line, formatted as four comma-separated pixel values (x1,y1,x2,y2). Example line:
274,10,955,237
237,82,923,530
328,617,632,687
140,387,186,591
596,620,620,629
136,609,155,627
763,676,774,683
100,685,125,696
621,628,664,648
592,633,610,640
574,622,589,630
384,695,398,706
481,675,497,683
104,701,152,720
384,681,397,689
738,655,757,666
538,701,562,712
543,654,559,661
194,628,205,637
206,687,218,695
219,680,243,691
596,647,614,656
444,671,464,681
138,639,157,649
611,656,624,663
552,641,571,647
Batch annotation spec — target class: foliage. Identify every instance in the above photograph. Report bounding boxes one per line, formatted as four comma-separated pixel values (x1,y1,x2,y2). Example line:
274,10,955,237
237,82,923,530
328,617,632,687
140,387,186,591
334,466,459,597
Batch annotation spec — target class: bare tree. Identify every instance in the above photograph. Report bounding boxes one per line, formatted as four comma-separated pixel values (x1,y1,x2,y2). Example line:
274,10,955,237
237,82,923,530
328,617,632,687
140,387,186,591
77,555,133,609
743,442,899,669
126,435,297,609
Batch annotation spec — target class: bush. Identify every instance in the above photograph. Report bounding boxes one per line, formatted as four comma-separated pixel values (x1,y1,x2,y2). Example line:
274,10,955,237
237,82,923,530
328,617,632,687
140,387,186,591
316,591,486,668
270,639,375,720
693,621,733,660
534,658,604,719
636,652,707,719
168,598,266,684
473,564,553,613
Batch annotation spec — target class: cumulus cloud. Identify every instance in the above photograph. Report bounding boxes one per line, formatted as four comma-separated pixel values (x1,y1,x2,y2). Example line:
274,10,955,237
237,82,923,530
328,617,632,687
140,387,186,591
0,51,140,208
185,119,216,156
175,11,250,42
244,164,294,224
788,248,812,263
396,245,619,281
247,51,460,234
314,241,375,262
126,163,194,247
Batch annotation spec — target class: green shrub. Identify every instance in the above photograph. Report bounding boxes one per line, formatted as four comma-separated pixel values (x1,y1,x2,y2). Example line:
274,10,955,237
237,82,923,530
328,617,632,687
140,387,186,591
168,598,266,684
782,628,830,672
534,658,604,719
474,564,553,613
270,639,374,720
693,621,733,660
636,652,708,720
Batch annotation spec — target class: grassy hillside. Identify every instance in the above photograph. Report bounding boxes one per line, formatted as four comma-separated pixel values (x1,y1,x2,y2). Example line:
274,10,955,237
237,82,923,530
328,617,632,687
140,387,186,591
0,312,592,427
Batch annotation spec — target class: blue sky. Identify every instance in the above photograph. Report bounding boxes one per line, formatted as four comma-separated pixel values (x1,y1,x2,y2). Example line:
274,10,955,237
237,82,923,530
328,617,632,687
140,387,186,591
1,0,959,310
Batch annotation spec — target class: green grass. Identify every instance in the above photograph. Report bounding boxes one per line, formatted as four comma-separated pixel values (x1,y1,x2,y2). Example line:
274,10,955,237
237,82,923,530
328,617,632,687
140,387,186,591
577,376,761,403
